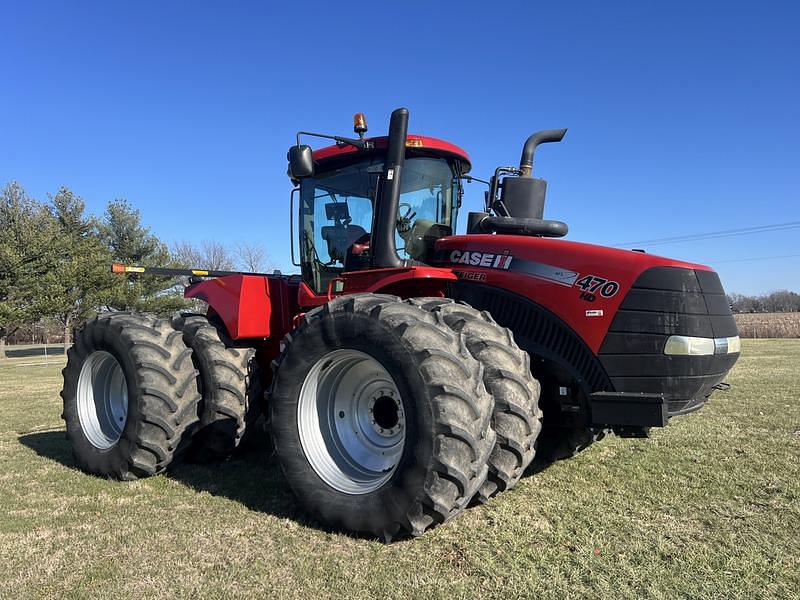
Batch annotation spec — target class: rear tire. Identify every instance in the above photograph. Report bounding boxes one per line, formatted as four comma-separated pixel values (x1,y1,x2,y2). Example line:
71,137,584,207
412,299,542,502
61,313,201,479
172,313,262,461
269,294,495,540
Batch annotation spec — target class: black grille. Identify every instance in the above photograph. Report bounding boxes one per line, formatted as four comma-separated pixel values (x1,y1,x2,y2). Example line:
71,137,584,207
599,266,739,411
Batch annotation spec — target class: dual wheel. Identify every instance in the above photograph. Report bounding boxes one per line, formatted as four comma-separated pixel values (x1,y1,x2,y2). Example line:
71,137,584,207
269,295,543,540
61,312,262,479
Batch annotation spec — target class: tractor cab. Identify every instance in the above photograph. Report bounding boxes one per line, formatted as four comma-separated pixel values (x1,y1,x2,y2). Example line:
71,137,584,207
289,115,471,293
288,109,570,294
289,113,470,294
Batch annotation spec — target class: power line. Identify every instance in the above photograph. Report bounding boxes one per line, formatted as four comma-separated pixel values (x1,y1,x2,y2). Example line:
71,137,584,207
611,220,800,247
698,253,800,265
613,222,800,247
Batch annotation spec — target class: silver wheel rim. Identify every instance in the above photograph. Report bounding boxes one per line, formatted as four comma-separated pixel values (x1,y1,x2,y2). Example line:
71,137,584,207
298,349,405,495
77,351,128,449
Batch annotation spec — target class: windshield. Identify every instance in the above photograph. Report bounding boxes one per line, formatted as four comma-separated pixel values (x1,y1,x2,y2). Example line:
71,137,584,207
299,157,460,293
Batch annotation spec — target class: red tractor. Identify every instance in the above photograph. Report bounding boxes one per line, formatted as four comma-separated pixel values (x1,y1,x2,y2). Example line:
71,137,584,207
61,108,740,540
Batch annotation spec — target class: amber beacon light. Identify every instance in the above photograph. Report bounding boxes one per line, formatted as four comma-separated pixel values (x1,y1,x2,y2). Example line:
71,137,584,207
353,112,368,137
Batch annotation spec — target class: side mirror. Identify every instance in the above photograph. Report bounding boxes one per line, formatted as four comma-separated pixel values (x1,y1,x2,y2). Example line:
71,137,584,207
287,145,314,179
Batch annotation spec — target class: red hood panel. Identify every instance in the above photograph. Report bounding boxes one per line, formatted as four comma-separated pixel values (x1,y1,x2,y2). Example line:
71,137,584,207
435,235,714,353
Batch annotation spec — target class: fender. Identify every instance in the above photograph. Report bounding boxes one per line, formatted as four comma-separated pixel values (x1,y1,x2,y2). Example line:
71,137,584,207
185,274,298,341
297,266,459,307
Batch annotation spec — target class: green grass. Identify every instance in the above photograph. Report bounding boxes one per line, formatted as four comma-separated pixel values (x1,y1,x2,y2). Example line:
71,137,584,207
1,340,798,599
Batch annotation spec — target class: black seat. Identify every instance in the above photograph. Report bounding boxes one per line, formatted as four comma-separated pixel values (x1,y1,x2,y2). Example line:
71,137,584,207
321,224,368,264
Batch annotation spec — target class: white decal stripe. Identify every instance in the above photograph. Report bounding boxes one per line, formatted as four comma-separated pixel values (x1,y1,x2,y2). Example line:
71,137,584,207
510,259,578,286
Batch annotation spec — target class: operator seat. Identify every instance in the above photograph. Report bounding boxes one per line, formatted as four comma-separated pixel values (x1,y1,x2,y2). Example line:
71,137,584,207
321,224,368,265
344,233,371,272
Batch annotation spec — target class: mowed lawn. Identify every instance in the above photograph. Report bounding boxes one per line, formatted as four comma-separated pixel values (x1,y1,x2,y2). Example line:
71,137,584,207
1,341,798,599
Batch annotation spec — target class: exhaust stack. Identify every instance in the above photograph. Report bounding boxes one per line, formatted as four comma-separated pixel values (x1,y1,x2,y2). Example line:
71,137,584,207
518,128,567,177
469,126,569,237
494,127,568,221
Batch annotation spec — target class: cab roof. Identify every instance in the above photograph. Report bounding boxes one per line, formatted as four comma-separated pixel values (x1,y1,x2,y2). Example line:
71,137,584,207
311,135,472,174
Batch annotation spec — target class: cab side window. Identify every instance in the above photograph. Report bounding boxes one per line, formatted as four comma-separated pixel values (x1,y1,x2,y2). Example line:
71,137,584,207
299,160,378,293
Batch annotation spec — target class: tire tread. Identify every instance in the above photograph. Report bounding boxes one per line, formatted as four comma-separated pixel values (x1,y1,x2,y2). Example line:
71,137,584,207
61,312,202,479
270,294,496,539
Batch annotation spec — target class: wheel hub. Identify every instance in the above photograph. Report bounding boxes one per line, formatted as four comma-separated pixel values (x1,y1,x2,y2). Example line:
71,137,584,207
76,350,128,449
369,393,403,437
298,349,406,495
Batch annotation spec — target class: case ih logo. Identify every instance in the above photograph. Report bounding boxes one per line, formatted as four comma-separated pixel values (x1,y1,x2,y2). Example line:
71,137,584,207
449,250,514,269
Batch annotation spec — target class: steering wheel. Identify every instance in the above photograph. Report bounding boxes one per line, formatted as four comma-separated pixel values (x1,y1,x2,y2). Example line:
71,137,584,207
397,203,416,234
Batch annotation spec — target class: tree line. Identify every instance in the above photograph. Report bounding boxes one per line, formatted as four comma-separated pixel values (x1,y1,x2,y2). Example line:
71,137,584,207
0,182,270,356
728,290,800,314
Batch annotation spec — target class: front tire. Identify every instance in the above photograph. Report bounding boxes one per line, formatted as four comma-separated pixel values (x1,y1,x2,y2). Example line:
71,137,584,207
412,299,542,502
269,294,495,540
61,313,201,479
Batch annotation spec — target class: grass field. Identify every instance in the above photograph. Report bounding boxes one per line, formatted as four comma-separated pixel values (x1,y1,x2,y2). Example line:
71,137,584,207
1,341,798,599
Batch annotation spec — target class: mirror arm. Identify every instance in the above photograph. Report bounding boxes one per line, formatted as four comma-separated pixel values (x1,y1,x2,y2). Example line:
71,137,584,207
460,175,491,187
296,131,373,150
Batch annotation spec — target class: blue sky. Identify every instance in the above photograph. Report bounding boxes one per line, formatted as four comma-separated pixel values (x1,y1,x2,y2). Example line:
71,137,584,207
2,1,798,295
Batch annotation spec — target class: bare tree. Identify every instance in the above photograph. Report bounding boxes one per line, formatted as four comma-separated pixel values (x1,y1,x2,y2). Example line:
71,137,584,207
200,240,236,271
170,239,237,315
762,290,800,313
235,241,271,273
171,240,203,269
172,240,235,271
728,290,800,313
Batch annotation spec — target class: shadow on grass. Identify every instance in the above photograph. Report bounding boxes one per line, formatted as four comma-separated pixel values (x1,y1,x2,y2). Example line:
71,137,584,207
18,430,75,468
167,438,314,526
18,430,319,529
19,428,565,538
526,455,559,476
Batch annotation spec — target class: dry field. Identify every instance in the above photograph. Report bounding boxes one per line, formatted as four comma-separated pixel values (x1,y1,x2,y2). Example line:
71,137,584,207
735,312,800,338
0,340,798,599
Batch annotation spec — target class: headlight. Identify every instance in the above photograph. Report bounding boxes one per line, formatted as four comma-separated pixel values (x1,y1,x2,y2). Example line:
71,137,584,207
716,335,741,354
664,335,740,356
664,336,715,356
